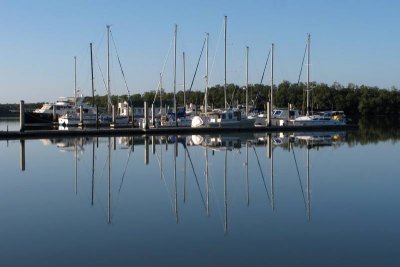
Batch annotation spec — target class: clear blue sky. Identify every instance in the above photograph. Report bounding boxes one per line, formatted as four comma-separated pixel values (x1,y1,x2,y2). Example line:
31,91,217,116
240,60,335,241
1,0,399,103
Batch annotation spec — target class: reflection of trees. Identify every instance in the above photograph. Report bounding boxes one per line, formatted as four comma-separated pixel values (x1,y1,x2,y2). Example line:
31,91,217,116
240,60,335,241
346,118,400,146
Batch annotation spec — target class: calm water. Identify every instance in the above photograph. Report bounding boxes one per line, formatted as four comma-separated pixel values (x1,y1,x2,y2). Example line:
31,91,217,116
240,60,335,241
1,121,400,266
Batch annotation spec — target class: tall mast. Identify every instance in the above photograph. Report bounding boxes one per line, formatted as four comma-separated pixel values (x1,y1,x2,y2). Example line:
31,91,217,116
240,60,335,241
159,73,163,115
74,56,77,107
90,43,95,107
205,33,209,113
173,24,177,126
271,43,274,113
183,52,186,109
107,25,111,114
224,15,227,109
245,46,249,116
306,33,310,116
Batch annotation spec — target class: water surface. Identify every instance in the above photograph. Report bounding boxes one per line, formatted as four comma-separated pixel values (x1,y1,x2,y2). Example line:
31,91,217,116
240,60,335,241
0,129,399,266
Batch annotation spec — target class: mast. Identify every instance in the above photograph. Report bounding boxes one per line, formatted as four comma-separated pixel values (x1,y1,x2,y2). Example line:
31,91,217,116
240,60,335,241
74,56,77,107
205,33,209,113
306,33,310,116
107,25,111,114
183,52,186,110
160,73,163,115
271,43,274,114
90,43,95,107
224,16,227,109
173,24,177,126
245,46,249,116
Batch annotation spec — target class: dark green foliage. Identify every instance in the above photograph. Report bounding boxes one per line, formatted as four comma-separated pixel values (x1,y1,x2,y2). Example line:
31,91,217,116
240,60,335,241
2,82,400,118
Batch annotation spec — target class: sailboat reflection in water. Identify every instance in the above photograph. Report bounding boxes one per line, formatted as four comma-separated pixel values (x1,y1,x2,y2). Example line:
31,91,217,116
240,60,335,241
34,132,346,230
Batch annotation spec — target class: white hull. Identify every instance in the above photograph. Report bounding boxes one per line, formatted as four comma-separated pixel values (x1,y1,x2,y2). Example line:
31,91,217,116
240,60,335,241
292,115,346,126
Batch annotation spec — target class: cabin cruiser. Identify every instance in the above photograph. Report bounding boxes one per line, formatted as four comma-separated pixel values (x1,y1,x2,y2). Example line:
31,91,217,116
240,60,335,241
255,108,300,127
292,111,346,126
25,97,77,125
58,105,98,127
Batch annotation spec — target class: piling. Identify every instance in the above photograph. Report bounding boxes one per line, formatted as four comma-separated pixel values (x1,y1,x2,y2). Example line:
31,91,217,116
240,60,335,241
143,101,149,130
96,105,99,128
151,104,155,127
78,105,84,128
266,102,271,127
131,105,135,128
19,100,25,132
111,105,116,128
52,105,57,124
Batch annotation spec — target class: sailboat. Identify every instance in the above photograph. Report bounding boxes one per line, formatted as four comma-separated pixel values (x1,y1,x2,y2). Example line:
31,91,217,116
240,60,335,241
58,56,98,127
99,25,129,126
293,34,346,127
191,16,255,128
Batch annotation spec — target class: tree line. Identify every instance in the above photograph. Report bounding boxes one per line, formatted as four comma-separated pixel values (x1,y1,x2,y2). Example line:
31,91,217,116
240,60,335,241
1,81,399,118
85,81,400,118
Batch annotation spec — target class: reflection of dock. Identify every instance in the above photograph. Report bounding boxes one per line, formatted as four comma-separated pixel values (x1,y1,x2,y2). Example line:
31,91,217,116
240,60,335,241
2,124,357,141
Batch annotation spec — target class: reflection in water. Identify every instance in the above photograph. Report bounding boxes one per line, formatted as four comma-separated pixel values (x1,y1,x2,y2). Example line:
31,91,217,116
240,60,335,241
17,132,349,230
4,129,400,266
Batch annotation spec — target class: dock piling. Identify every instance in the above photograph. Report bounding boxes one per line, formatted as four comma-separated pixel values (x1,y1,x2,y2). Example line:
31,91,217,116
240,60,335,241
78,105,84,128
19,100,25,132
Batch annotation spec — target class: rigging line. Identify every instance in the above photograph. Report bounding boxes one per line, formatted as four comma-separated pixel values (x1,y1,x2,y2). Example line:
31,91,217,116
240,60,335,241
93,49,108,94
252,146,271,204
184,144,207,211
110,31,131,97
155,151,175,212
292,145,307,210
118,148,133,193
208,20,224,86
188,38,206,92
207,150,225,228
152,36,174,105
297,43,308,114
260,49,271,85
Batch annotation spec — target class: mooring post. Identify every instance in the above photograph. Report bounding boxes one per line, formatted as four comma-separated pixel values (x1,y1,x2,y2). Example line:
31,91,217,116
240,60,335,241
52,105,57,124
78,105,84,128
19,100,25,132
151,104,155,127
96,105,99,128
131,105,135,128
143,101,149,130
266,102,271,127
111,105,116,128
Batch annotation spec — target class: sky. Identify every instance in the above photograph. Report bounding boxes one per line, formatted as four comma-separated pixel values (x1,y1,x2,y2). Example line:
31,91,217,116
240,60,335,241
1,0,400,103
